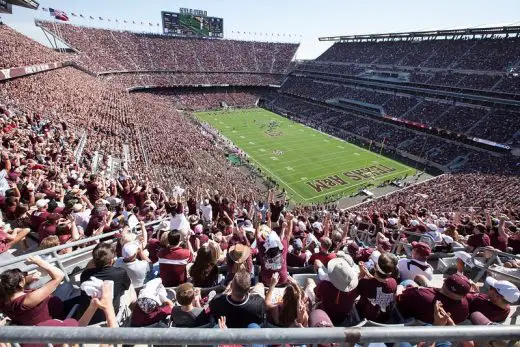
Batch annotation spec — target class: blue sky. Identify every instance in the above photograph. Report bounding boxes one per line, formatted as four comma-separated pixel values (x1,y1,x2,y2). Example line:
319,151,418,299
2,0,520,59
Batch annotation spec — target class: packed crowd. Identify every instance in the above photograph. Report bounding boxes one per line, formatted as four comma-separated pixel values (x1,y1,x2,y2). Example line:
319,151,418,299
0,66,264,199
280,75,520,145
102,73,283,89
150,89,263,111
0,23,520,347
1,155,520,345
37,21,299,75
317,38,520,72
0,25,63,69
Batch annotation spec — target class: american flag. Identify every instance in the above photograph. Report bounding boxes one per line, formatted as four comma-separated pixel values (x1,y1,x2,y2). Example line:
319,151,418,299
49,8,69,22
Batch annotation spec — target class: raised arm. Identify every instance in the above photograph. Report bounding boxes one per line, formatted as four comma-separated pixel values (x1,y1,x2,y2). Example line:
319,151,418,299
23,256,65,309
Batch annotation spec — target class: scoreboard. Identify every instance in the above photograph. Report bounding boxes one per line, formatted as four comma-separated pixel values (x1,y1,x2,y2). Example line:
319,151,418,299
162,10,224,38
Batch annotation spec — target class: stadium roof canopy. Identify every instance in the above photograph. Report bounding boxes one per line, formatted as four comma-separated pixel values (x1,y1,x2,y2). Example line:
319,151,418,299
319,25,520,42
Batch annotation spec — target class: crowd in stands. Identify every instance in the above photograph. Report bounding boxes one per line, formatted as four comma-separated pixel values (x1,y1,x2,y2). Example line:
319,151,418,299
150,89,263,111
280,75,520,146
0,22,520,347
296,35,520,95
0,66,264,199
103,73,283,89
0,25,63,69
317,38,520,72
37,21,299,75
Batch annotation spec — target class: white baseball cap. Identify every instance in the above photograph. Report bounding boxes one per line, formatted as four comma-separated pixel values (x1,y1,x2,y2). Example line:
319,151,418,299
122,242,139,259
426,223,438,232
486,277,520,304
36,199,50,208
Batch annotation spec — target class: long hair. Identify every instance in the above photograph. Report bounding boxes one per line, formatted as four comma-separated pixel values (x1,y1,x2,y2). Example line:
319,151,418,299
278,282,303,327
190,244,217,286
0,269,25,302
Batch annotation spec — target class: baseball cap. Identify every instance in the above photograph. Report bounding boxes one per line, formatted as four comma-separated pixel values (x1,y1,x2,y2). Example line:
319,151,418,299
444,274,471,296
36,199,50,208
486,277,520,304
426,223,438,232
122,242,139,259
292,238,303,251
194,224,203,234
242,220,255,233
411,241,432,257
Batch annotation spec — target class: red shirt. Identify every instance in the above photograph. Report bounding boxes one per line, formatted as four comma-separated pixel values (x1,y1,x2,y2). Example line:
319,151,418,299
467,293,510,323
489,233,508,252
287,252,307,267
356,277,397,323
397,287,469,324
38,221,57,241
158,246,193,287
309,252,337,267
147,238,162,263
258,238,288,286
467,233,491,249
131,305,172,327
315,280,358,325
0,294,64,326
31,210,49,232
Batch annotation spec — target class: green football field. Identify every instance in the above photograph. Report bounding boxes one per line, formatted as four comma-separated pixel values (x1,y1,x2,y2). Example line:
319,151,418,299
197,108,416,204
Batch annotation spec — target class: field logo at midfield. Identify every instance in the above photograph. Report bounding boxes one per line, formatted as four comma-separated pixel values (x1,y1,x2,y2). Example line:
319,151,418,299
306,164,396,193
273,150,284,156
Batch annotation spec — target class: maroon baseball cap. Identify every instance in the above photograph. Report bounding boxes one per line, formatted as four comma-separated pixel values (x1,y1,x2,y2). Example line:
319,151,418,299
411,241,431,257
444,274,471,296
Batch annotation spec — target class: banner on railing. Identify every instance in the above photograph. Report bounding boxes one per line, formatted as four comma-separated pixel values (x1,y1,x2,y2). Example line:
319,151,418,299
0,61,70,82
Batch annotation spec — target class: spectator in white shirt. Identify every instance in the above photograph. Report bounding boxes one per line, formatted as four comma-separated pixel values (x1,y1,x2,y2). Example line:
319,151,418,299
397,241,433,284
72,203,92,231
199,198,212,226
115,241,152,290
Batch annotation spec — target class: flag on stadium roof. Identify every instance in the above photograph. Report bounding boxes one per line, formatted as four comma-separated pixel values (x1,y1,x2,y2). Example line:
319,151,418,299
80,14,84,18
90,16,94,19
71,13,77,17
41,7,47,11
124,20,127,23
49,8,69,22
99,17,103,20
132,21,135,24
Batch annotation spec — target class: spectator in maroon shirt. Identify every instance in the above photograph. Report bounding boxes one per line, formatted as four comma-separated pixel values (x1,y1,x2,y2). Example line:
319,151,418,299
466,223,491,251
356,252,398,323
309,237,337,267
157,229,193,287
468,277,520,323
86,174,102,204
347,242,373,263
287,238,307,267
37,212,61,242
396,273,471,324
314,257,359,325
30,198,50,232
0,255,65,326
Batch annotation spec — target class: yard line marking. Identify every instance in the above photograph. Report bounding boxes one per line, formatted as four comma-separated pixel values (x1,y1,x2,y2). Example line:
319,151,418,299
239,135,245,139
270,157,279,161
354,153,360,156
249,141,255,145
285,166,294,171
259,148,266,152
337,145,344,149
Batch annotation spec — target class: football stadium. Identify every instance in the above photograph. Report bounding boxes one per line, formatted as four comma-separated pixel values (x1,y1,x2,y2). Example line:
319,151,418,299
0,0,520,345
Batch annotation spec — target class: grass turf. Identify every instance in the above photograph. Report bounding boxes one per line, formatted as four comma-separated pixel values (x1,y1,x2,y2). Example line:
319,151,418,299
196,108,416,204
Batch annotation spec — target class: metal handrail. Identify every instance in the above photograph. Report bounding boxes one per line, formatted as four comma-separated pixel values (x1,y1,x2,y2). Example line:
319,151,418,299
471,247,520,283
0,326,518,345
0,218,168,269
